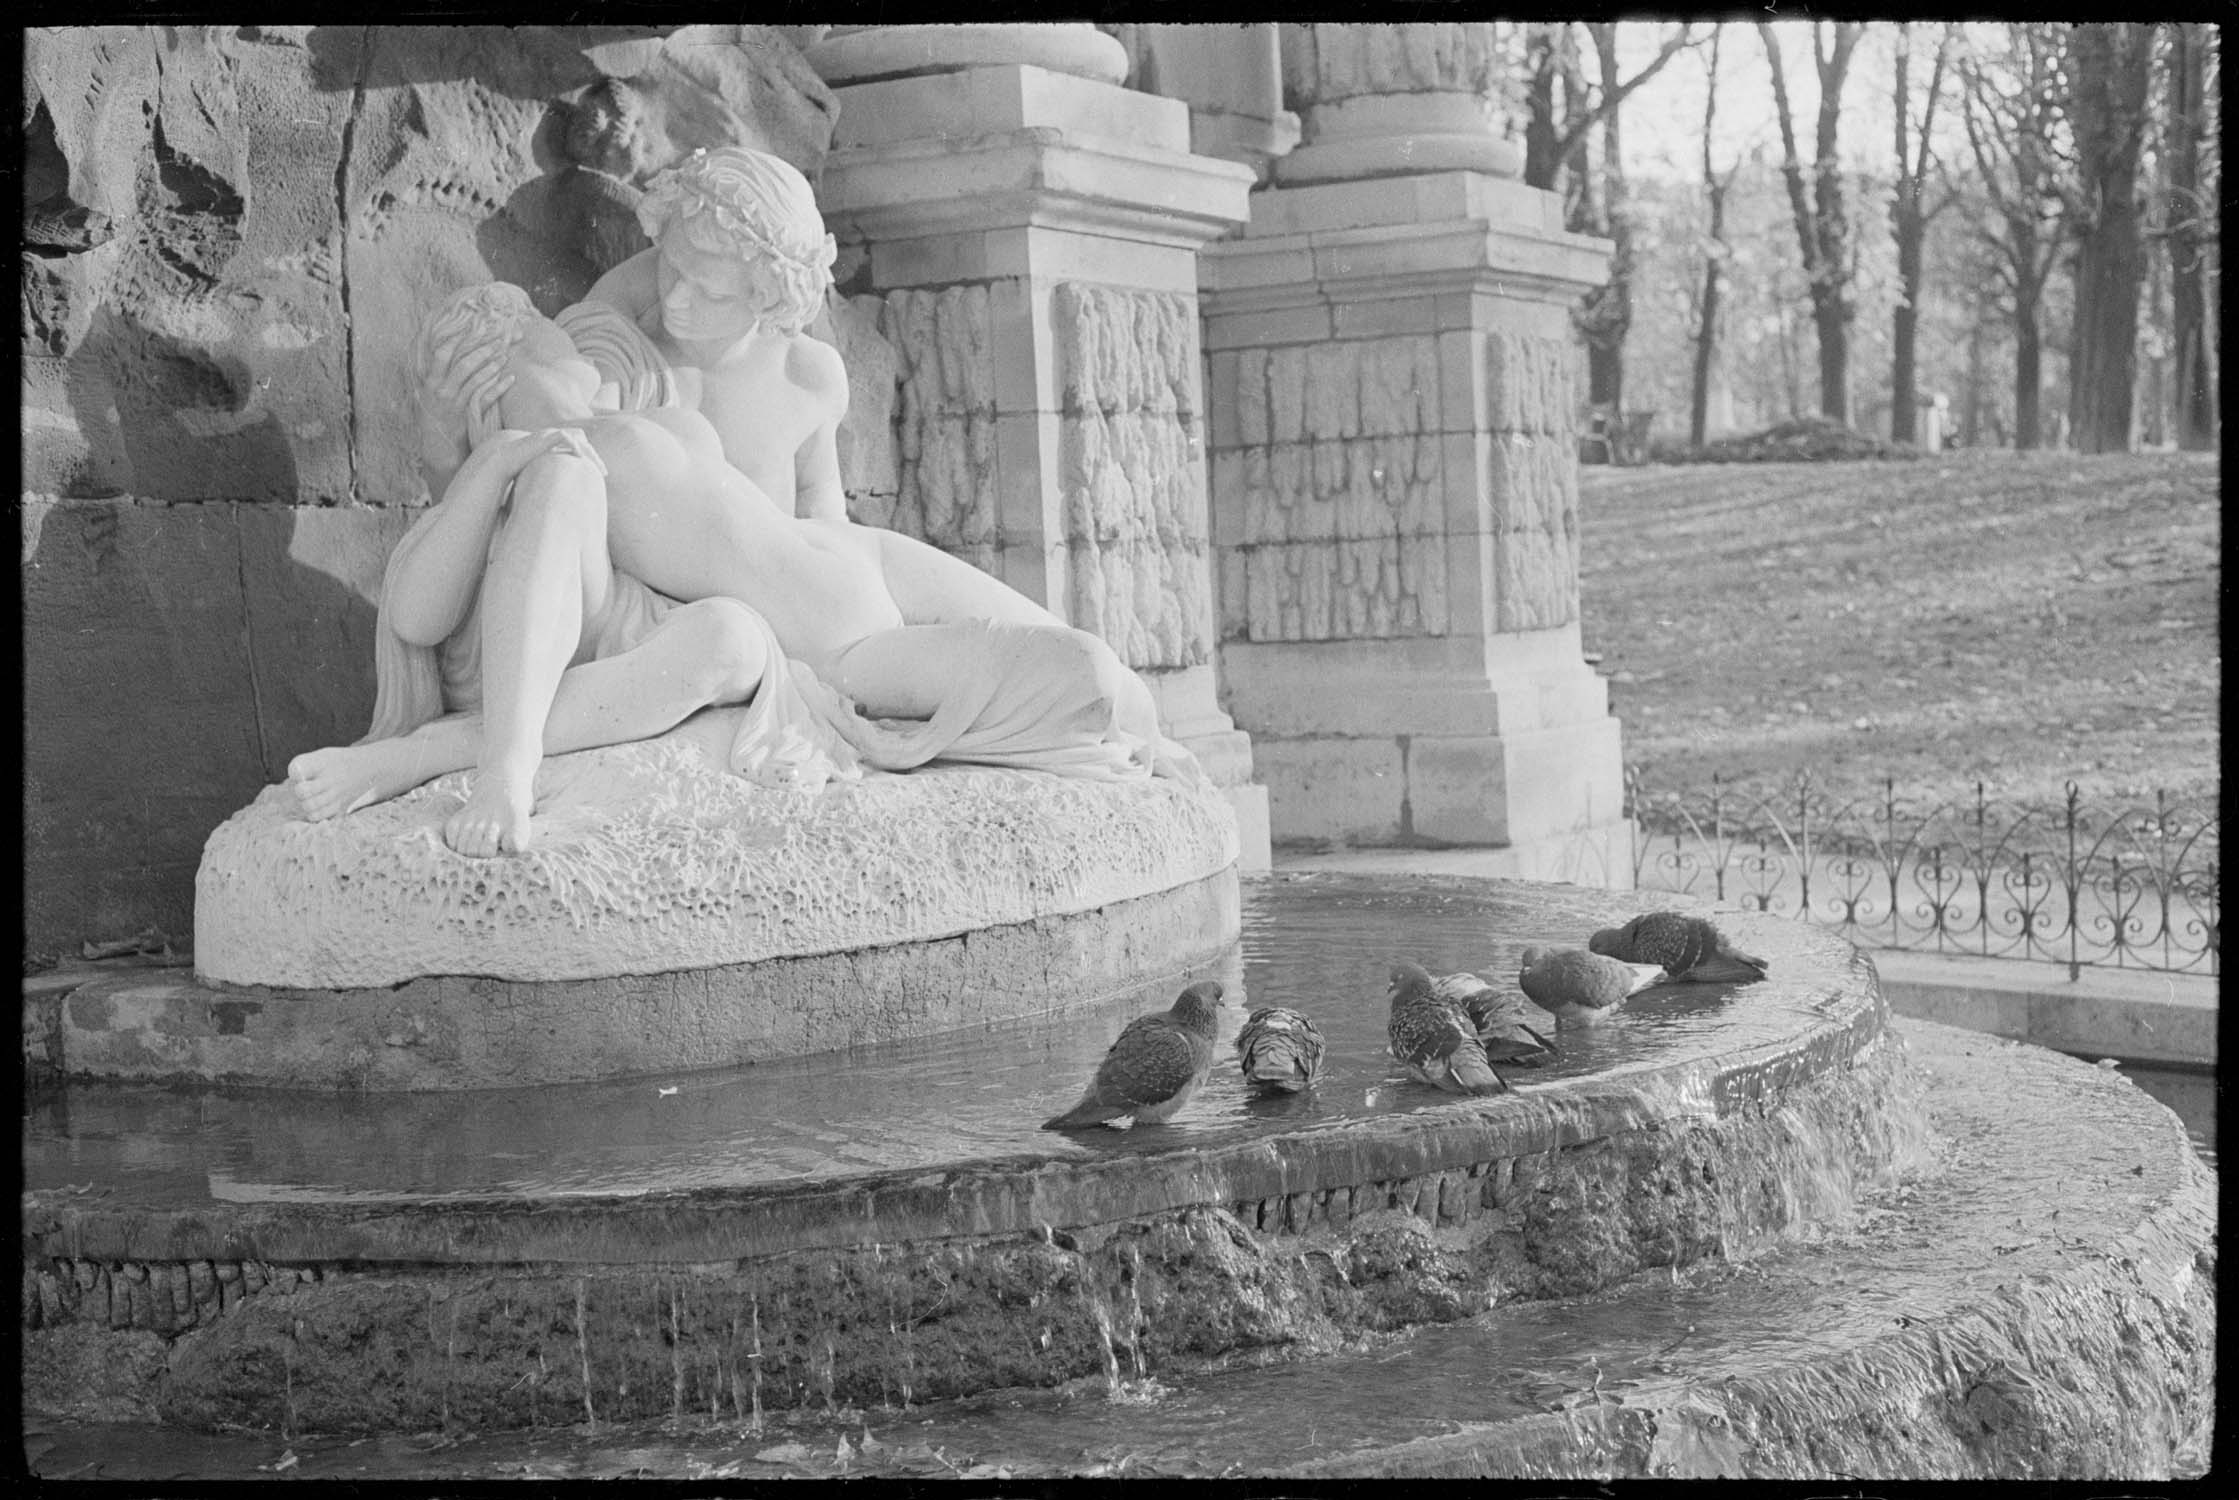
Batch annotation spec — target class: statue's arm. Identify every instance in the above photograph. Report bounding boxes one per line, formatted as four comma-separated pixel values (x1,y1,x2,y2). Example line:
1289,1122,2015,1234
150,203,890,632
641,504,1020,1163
387,429,586,647
415,323,518,500
791,336,851,523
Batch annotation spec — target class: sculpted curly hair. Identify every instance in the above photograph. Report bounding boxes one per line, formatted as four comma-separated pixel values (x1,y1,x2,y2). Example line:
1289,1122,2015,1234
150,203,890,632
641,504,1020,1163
635,147,837,335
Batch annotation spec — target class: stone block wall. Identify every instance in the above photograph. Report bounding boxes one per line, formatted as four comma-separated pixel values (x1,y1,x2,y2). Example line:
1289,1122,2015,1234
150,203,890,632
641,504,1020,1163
21,25,836,960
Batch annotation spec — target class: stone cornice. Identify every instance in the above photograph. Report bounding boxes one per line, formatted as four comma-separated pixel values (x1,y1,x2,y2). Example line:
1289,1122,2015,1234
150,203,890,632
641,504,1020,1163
1201,216,1612,309
819,129,1256,252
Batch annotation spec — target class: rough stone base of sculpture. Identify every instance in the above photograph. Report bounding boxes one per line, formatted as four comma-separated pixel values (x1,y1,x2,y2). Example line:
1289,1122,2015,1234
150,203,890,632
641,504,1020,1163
66,870,1239,1090
178,706,1241,1087
195,705,1239,990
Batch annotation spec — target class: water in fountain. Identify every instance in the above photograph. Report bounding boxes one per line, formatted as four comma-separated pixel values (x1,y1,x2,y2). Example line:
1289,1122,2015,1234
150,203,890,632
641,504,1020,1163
22,875,2213,1480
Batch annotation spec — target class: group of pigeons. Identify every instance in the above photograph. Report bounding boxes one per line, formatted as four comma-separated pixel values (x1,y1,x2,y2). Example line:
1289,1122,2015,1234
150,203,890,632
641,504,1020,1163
1042,911,1769,1131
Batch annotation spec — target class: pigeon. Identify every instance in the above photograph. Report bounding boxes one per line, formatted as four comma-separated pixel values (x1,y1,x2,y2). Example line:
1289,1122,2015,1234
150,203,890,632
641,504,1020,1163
1518,946,1668,1028
1588,911,1769,984
1235,1006,1327,1095
1386,962,1509,1096
1431,971,1560,1066
1042,982,1227,1130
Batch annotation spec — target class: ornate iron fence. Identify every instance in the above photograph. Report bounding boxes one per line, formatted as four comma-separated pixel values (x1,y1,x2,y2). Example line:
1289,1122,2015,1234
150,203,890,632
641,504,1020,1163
1626,770,2220,978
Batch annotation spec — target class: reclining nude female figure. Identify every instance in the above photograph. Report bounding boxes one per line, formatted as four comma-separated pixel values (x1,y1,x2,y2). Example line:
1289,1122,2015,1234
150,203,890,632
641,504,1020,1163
286,285,776,856
289,283,1194,856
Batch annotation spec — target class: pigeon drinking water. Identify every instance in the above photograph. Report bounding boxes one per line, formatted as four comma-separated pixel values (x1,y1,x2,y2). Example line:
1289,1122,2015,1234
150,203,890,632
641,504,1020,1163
1387,962,1510,1095
1588,911,1768,984
1431,971,1559,1066
1518,946,1667,1028
1235,1006,1327,1095
1042,981,1227,1130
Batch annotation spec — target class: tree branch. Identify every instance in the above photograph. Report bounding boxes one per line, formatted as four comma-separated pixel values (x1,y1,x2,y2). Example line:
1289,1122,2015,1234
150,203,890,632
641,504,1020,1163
1552,23,1697,165
1913,24,1955,185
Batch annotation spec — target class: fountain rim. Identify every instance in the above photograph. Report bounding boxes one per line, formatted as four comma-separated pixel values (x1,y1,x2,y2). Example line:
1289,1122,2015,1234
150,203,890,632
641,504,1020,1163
25,923,1889,1270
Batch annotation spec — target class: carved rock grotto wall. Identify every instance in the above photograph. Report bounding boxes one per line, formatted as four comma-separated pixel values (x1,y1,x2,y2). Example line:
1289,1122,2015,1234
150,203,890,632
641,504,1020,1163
20,25,843,959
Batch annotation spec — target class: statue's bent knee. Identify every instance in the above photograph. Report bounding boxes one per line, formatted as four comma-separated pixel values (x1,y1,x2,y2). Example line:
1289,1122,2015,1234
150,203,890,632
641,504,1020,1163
674,597,768,702
511,450,608,517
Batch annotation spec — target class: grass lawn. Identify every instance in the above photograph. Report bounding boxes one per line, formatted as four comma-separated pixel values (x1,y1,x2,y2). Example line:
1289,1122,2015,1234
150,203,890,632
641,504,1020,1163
1578,450,2220,814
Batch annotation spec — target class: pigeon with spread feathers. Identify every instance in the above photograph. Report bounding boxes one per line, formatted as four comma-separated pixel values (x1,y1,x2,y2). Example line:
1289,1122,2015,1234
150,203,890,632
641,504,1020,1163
1042,982,1227,1130
1235,1006,1326,1095
1518,946,1666,1028
1589,911,1768,984
1431,971,1559,1065
1387,962,1509,1095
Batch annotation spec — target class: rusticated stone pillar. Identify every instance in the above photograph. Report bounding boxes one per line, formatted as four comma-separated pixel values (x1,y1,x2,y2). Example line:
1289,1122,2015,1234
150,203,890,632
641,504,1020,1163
1200,22,1629,881
809,27,1272,867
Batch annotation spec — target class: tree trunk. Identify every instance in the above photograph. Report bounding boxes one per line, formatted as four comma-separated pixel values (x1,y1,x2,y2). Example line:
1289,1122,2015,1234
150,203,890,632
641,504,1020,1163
1961,312,1985,447
2015,297,2042,450
2169,21,2217,449
1691,180,1726,447
1888,24,1948,448
1576,24,1632,417
2066,24,2153,454
1760,22,1861,427
1814,296,1851,425
1892,204,1923,443
2143,219,2170,448
1522,27,1562,192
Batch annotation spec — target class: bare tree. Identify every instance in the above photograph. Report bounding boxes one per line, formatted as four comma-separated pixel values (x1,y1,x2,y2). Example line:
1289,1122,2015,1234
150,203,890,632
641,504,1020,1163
1959,25,2070,449
1574,23,1634,412
1519,22,1695,422
2167,20,2218,449
2066,23,2155,453
1891,24,1957,445
1760,20,1865,424
1690,26,1744,447
1520,21,1696,195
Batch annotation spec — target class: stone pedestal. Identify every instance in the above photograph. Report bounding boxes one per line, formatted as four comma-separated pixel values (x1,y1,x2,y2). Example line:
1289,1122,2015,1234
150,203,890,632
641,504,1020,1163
1205,158,1628,879
812,49,1271,867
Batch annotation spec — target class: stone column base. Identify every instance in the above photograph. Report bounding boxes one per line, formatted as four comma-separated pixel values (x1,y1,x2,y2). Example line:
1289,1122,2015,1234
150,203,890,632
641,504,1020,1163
1253,716,1624,847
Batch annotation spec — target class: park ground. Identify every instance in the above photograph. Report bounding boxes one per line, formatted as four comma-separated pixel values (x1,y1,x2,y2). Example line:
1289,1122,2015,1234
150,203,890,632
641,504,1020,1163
1578,449,2220,814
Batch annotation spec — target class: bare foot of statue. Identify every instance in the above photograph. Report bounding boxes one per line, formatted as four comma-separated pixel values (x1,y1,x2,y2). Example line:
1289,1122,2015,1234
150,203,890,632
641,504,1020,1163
444,765,536,857
287,740,445,821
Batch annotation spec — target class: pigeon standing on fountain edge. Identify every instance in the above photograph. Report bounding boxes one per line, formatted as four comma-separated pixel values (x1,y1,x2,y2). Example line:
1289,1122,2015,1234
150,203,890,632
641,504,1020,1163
1387,962,1510,1095
1432,971,1560,1065
1589,911,1769,984
1042,981,1228,1130
1235,1006,1327,1095
1518,946,1667,1028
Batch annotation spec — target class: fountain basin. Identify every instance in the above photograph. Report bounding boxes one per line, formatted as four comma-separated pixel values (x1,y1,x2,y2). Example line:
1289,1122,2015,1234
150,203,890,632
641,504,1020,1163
20,876,2214,1476
28,876,1920,1429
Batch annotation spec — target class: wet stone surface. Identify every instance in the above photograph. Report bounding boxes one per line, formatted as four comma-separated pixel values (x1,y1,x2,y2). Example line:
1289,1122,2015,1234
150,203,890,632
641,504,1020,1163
22,1021,2214,1479
26,876,1869,1207
25,875,1923,1442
